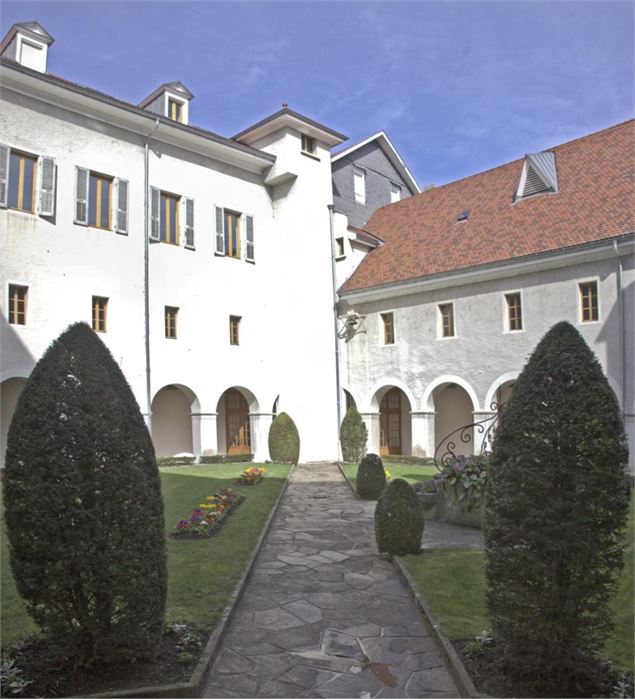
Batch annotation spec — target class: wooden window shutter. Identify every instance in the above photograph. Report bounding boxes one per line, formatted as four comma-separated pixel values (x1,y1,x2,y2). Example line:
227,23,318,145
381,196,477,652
184,197,195,249
38,156,56,216
245,215,255,262
214,205,225,255
0,145,9,208
74,166,89,224
150,187,160,240
115,178,129,234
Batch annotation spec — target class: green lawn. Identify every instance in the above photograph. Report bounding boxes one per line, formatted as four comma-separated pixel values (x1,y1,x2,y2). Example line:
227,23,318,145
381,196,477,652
341,462,438,487
402,492,635,673
1,463,290,649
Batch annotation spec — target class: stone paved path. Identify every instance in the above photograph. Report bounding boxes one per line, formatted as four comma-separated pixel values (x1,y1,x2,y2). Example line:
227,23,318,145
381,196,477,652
203,463,459,698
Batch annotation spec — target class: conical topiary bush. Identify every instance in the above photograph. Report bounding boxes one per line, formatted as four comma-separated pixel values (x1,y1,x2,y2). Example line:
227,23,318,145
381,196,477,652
268,412,300,464
3,322,166,665
340,406,368,463
375,478,424,555
356,453,387,499
485,321,629,695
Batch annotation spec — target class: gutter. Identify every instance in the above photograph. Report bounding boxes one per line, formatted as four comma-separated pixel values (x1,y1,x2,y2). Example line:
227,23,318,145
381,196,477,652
144,119,160,429
612,240,626,417
328,204,342,460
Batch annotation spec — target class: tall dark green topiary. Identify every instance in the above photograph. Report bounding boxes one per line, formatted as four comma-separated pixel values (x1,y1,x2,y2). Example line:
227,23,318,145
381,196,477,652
375,478,424,555
268,412,300,464
340,407,368,463
485,321,629,696
356,453,387,499
3,323,166,665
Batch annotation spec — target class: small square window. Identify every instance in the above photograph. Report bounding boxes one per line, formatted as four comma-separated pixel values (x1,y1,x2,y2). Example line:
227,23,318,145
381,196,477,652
168,98,183,122
301,134,316,154
165,306,178,338
92,296,108,333
335,237,345,259
381,312,395,345
439,303,455,338
505,292,523,331
579,281,599,322
8,284,28,325
229,315,241,345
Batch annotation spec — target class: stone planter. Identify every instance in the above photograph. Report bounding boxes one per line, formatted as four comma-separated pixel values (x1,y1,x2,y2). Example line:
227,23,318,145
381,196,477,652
436,493,484,529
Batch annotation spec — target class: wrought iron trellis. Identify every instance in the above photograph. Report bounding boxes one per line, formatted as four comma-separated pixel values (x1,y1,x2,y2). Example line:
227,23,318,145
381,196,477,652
433,401,501,469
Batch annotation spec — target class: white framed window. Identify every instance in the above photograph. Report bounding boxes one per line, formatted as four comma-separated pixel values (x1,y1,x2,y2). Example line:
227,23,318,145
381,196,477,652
380,312,395,345
390,182,401,203
301,134,316,155
75,167,129,234
214,206,255,262
149,188,194,248
578,278,599,323
437,302,456,339
8,284,28,326
504,291,523,333
353,166,366,205
335,237,346,259
0,145,56,217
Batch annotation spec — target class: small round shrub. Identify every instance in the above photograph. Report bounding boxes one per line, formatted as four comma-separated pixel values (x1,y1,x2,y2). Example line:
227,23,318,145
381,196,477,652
268,412,300,464
340,407,368,463
375,478,424,555
3,323,166,665
356,453,387,499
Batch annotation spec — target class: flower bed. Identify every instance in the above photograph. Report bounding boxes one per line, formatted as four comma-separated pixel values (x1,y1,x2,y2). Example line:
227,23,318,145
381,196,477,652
235,466,266,485
172,488,245,539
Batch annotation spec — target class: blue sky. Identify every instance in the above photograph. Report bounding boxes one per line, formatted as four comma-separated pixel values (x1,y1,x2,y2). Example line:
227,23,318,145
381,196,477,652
2,1,633,187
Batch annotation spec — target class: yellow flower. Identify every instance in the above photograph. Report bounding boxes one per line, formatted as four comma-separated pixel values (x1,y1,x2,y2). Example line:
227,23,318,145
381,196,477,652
384,469,391,479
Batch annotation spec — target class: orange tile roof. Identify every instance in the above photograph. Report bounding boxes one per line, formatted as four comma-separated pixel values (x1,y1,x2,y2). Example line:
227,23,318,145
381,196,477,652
341,120,635,294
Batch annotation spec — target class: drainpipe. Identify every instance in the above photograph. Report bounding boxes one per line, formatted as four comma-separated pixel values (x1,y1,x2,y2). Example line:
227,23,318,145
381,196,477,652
612,240,626,417
328,204,342,461
144,119,160,430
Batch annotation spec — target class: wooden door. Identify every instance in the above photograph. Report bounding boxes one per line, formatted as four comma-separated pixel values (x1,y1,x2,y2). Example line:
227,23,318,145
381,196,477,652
379,388,402,456
225,389,251,454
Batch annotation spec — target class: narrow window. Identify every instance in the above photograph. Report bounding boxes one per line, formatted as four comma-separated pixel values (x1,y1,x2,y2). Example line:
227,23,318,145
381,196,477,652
165,306,178,338
168,98,183,122
354,166,366,205
579,281,599,322
505,292,523,331
224,210,241,259
439,303,455,338
335,237,345,258
301,134,316,154
229,315,241,345
8,151,37,212
8,285,28,325
390,182,401,203
381,312,395,345
92,296,108,332
88,173,113,229
160,192,179,245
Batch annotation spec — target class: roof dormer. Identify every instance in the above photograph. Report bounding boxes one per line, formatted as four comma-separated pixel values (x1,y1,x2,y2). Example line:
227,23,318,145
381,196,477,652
515,151,558,201
0,21,54,73
138,81,194,125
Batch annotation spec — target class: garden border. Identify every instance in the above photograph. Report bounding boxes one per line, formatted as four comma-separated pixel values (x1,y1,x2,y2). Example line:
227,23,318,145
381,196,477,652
391,555,482,698
93,463,296,698
337,461,357,496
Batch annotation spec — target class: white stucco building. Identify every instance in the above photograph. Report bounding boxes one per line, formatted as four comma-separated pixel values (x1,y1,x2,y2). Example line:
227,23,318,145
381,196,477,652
1,22,633,469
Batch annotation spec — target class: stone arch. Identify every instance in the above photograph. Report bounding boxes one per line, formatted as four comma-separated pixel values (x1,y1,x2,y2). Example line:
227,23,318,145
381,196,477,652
484,371,520,411
216,386,260,455
151,384,200,457
1,376,28,468
422,375,480,412
367,378,417,412
343,388,357,412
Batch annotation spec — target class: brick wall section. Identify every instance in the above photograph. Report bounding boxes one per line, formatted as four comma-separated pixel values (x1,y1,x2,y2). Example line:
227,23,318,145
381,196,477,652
342,119,635,293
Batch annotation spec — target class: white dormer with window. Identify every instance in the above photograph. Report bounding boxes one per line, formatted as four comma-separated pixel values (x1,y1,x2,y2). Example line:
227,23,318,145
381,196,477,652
138,81,194,125
515,151,558,201
0,21,54,73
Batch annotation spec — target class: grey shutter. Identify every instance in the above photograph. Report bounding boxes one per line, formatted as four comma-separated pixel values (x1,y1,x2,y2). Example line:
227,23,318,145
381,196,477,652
38,156,56,216
150,187,160,241
0,145,9,208
184,197,194,249
74,166,89,224
116,178,129,234
245,214,255,262
214,205,225,255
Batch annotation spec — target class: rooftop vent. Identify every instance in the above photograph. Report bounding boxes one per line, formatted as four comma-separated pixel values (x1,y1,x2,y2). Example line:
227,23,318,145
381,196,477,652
0,21,54,73
515,151,558,201
456,209,470,222
139,81,194,125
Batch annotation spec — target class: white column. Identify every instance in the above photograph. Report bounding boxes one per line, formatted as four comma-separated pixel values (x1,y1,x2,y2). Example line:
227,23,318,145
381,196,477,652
411,411,435,458
472,411,496,454
249,413,275,463
360,412,381,455
191,412,218,457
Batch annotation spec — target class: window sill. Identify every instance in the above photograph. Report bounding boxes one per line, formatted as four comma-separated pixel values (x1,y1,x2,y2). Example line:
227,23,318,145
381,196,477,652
301,151,320,162
503,329,524,335
578,319,601,326
436,335,457,341
5,206,35,215
335,255,346,261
